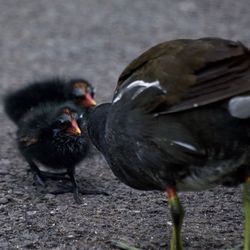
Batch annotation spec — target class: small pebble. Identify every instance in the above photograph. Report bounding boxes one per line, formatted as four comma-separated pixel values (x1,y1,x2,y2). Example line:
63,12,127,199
57,205,68,211
0,198,9,204
13,190,24,195
0,159,10,165
27,211,37,216
44,194,56,199
0,241,9,248
0,169,8,175
50,210,56,215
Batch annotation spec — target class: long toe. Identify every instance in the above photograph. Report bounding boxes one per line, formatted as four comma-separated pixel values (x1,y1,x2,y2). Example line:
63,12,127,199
49,185,77,196
40,171,69,181
79,188,109,196
227,243,244,250
49,186,82,204
33,173,46,187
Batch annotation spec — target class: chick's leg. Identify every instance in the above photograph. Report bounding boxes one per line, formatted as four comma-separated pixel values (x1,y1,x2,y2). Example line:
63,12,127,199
50,166,108,204
26,158,46,186
166,187,184,250
67,167,108,200
67,166,81,204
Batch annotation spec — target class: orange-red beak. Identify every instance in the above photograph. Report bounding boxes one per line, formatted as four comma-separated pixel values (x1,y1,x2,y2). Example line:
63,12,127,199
67,119,81,136
82,93,96,107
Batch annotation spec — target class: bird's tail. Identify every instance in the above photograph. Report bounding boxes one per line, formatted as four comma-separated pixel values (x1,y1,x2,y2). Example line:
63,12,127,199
228,96,250,119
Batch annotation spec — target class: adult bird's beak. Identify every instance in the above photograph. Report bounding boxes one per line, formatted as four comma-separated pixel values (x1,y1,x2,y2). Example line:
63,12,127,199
83,93,97,107
68,119,81,136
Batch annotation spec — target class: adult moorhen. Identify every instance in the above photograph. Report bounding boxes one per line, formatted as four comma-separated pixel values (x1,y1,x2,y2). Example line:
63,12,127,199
87,38,250,249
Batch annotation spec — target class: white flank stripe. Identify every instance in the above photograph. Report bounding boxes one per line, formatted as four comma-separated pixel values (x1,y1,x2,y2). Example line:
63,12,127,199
173,140,197,151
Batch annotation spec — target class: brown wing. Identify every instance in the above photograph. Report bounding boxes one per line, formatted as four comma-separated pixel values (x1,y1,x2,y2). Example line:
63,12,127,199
18,136,38,147
117,39,191,88
116,37,250,113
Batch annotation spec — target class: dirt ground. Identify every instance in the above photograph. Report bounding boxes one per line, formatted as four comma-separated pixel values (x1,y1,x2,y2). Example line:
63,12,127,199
0,1,250,249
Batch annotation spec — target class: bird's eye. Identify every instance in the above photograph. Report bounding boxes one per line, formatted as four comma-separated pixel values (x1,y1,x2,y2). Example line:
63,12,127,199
86,87,94,97
90,87,96,96
72,87,85,98
52,119,65,129
77,113,84,121
77,113,85,125
52,114,70,129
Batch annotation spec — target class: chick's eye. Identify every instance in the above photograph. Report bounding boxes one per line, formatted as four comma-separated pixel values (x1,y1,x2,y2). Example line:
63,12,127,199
76,112,83,120
72,87,85,98
52,119,65,128
86,87,93,96
52,114,70,128
90,87,96,96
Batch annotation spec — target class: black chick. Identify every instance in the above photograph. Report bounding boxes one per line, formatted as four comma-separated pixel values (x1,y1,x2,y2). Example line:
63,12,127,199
4,77,96,124
87,38,250,249
17,102,101,203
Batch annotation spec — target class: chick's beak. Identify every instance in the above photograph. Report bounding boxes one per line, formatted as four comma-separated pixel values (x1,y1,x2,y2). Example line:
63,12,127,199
68,119,81,136
83,93,96,107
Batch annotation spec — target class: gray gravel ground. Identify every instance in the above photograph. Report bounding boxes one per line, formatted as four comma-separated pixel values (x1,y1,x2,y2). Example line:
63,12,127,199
0,0,250,249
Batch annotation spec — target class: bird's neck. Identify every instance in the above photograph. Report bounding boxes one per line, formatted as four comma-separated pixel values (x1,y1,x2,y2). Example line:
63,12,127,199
87,103,111,154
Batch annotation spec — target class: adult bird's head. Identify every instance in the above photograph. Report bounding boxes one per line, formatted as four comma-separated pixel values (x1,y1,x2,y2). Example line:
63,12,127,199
68,79,96,108
87,103,111,153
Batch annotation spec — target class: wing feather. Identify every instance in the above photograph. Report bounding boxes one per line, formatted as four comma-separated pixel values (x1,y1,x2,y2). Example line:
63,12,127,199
116,38,250,114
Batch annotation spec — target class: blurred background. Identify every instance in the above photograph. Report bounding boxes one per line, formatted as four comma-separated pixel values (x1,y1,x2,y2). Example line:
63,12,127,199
1,0,250,101
0,1,249,249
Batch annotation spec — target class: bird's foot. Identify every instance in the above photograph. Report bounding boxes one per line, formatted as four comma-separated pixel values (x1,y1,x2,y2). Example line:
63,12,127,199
79,188,108,196
39,171,69,181
32,171,70,187
226,243,243,250
49,186,80,203
27,164,46,187
109,240,141,250
49,186,108,204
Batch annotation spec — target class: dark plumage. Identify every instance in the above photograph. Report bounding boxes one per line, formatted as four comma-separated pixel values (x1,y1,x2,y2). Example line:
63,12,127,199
87,38,250,249
4,77,96,124
4,78,103,202
17,102,100,203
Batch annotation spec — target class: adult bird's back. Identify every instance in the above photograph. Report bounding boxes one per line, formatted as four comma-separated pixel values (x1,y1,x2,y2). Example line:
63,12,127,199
87,37,250,250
